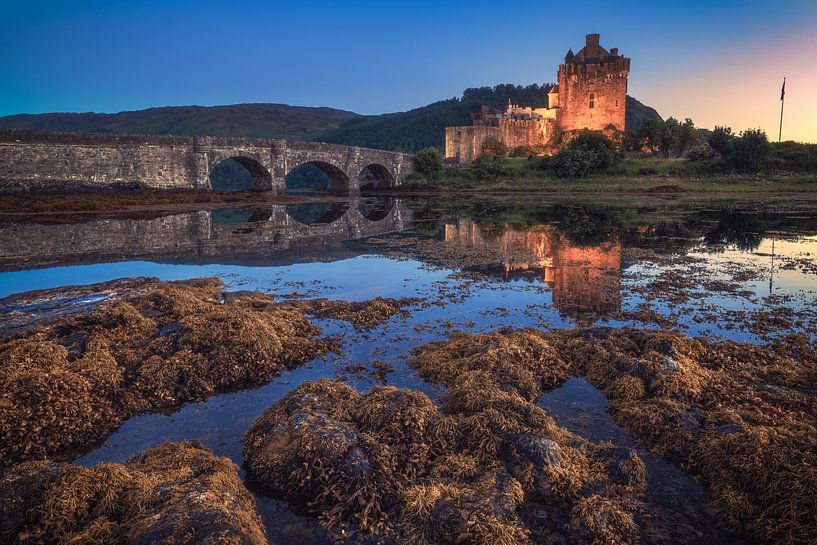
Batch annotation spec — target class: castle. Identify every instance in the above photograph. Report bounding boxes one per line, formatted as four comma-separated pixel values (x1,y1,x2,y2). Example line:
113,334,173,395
445,34,630,163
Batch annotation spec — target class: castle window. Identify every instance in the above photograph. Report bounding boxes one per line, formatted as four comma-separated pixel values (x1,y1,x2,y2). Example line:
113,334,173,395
589,93,595,109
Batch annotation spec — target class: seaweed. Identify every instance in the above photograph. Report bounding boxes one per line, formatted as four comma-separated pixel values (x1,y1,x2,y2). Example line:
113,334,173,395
0,278,336,469
0,441,267,545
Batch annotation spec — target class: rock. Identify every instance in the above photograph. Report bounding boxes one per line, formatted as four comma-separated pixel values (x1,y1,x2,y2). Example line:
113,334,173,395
508,433,563,468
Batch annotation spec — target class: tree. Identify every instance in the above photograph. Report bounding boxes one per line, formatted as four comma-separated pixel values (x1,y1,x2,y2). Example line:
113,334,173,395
727,129,770,172
659,117,682,158
481,137,508,158
708,126,734,157
676,118,703,157
415,147,443,179
638,118,665,153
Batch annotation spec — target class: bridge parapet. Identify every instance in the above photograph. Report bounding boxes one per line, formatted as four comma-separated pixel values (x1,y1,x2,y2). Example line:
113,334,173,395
0,129,415,194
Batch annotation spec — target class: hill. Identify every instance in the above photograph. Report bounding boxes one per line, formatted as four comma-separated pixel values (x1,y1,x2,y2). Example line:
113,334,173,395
0,88,661,153
0,103,358,140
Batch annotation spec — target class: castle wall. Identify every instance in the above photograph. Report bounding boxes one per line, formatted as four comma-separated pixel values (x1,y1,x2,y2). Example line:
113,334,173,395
444,126,500,163
557,57,629,133
496,118,552,150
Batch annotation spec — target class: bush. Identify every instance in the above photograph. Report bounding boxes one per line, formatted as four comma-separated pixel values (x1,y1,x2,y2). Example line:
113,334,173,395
569,132,619,168
481,137,508,158
549,149,599,178
470,155,508,181
727,129,770,173
547,132,619,178
509,145,534,158
687,143,716,161
708,126,734,157
415,147,443,179
769,141,817,172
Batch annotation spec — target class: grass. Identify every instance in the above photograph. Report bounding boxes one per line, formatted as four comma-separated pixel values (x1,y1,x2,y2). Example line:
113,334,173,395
421,154,817,195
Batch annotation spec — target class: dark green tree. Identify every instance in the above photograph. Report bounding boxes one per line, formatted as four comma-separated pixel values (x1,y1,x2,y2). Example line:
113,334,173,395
708,126,735,157
415,147,443,179
728,129,770,172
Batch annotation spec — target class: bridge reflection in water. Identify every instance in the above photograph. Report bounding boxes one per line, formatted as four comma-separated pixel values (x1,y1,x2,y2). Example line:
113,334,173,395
443,218,622,323
0,197,410,271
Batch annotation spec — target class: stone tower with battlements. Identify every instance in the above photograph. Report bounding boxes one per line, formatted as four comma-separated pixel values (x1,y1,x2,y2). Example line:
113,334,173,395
444,33,630,163
556,33,630,134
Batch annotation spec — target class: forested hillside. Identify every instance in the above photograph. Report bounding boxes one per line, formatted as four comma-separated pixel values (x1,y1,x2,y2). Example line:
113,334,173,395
0,104,358,140
0,86,661,153
320,85,661,152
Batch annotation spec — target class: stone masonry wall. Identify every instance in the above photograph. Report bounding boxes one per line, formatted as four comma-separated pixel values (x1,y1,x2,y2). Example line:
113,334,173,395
444,126,501,163
0,130,415,193
496,118,552,150
557,57,629,133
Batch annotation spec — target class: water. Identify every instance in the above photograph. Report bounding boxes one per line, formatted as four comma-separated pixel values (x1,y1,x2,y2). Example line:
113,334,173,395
2,194,815,543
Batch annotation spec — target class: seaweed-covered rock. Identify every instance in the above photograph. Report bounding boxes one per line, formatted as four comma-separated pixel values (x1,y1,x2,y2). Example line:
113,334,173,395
0,278,335,468
301,297,421,330
0,441,267,545
245,360,648,545
244,380,439,535
551,327,817,545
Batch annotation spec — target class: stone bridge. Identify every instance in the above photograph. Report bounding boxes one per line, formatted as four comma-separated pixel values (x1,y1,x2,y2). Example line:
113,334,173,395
0,198,413,271
0,129,415,194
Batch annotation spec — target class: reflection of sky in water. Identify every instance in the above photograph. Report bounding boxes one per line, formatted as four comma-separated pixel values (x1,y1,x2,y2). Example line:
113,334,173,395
2,232,815,346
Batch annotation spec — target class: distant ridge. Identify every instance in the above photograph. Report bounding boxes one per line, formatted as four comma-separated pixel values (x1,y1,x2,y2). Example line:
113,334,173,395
0,103,359,141
0,91,661,153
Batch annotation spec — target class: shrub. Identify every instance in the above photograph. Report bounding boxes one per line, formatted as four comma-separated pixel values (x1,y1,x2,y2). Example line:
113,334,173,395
415,147,443,179
549,148,599,178
481,137,508,158
687,143,716,161
727,129,770,173
769,141,817,172
509,145,533,158
547,132,619,178
569,132,619,168
470,155,508,180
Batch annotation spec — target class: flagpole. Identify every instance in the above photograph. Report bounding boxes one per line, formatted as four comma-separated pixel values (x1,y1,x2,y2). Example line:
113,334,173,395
778,77,786,143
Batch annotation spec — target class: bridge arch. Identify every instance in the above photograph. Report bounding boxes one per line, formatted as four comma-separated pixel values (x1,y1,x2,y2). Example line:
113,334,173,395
209,156,272,192
358,163,395,191
285,160,351,196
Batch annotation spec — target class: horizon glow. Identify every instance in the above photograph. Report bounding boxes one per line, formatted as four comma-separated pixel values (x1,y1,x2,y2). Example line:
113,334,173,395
1,0,815,142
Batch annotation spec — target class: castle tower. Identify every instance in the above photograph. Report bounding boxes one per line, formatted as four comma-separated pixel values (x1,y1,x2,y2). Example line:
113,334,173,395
556,34,630,133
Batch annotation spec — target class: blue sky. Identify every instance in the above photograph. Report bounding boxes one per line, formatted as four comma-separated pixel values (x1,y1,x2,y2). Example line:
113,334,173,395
2,0,816,140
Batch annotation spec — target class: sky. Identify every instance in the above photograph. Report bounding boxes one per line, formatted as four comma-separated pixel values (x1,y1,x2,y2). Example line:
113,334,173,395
1,0,816,142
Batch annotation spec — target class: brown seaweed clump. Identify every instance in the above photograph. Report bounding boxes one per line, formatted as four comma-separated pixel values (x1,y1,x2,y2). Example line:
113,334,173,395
0,441,268,545
0,278,336,469
243,380,441,535
303,297,422,330
550,327,817,545
244,373,646,543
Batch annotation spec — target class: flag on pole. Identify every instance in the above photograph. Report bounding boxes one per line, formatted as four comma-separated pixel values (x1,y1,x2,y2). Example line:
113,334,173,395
781,78,786,101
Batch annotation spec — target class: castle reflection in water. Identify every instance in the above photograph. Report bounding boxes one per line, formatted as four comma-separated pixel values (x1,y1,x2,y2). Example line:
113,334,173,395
443,219,622,323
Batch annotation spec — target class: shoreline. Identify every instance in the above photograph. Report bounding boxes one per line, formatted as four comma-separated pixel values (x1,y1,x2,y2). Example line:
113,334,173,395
3,176,817,220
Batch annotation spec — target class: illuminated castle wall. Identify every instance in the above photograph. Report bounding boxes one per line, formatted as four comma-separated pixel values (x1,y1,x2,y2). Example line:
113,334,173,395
445,34,630,163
